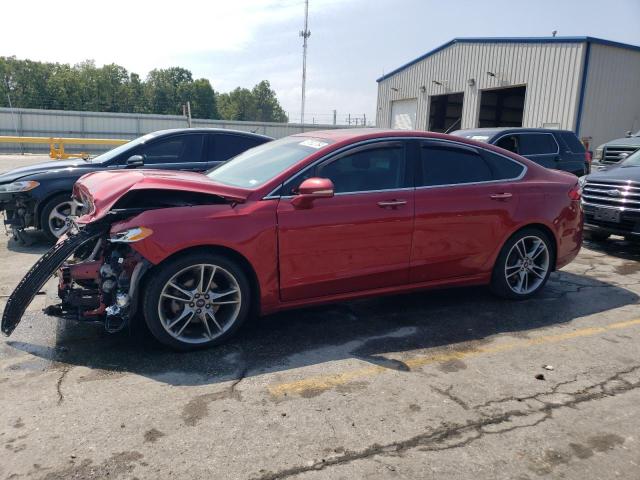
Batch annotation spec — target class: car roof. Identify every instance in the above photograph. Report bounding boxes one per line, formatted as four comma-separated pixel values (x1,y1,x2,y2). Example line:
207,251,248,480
148,128,273,141
292,128,461,143
452,127,577,137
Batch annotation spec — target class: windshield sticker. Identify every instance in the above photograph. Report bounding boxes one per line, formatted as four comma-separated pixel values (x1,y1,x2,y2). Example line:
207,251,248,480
299,139,329,149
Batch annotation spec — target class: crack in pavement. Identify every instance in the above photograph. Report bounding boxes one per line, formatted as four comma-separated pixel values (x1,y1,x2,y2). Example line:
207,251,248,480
181,358,250,427
429,385,470,410
250,365,640,480
55,365,71,406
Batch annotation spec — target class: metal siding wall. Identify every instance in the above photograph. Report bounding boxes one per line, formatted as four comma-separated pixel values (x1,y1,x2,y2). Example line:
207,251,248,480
0,108,347,153
377,42,585,131
579,44,640,148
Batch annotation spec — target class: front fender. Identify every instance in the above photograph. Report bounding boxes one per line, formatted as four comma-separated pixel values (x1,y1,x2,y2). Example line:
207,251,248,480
111,201,280,307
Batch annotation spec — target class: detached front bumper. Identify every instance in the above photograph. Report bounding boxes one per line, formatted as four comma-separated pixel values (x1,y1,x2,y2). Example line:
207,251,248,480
1,224,108,335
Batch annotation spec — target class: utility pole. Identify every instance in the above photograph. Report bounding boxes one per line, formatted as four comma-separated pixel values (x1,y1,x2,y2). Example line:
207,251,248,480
186,101,192,128
299,0,310,124
333,109,337,125
363,113,366,126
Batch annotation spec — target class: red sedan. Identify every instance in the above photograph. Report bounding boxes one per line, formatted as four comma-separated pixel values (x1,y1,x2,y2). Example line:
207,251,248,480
2,129,583,350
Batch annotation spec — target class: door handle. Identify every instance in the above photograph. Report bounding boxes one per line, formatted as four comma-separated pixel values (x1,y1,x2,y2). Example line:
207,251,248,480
377,199,407,208
490,193,512,200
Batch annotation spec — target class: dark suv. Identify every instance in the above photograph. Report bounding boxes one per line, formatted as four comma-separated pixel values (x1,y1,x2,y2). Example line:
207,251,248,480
580,149,640,242
452,128,588,176
0,128,272,241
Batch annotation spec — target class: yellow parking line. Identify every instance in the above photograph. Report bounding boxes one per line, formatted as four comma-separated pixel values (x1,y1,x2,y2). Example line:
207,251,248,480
268,317,640,398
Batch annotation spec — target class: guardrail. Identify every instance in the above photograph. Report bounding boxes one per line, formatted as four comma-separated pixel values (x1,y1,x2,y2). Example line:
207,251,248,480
0,136,129,159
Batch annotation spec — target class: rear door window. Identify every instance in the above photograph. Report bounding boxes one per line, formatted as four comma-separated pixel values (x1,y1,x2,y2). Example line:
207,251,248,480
419,145,493,186
206,134,267,163
517,134,558,155
139,134,204,165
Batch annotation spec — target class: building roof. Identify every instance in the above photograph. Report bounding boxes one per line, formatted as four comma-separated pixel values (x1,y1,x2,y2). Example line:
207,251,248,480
377,36,640,83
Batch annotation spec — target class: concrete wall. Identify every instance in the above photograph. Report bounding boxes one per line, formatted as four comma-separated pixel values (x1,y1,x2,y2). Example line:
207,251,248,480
376,41,586,132
0,108,345,154
579,44,640,148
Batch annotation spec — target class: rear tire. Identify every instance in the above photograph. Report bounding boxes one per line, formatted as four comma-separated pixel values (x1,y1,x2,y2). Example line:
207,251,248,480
142,252,251,351
584,230,610,242
490,228,554,300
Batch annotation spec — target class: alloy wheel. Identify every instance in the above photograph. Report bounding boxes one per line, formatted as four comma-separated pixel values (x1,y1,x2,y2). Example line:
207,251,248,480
504,235,550,295
157,264,242,344
48,199,84,238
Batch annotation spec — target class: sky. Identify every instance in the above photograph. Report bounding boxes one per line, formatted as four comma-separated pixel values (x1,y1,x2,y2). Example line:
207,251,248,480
1,0,639,125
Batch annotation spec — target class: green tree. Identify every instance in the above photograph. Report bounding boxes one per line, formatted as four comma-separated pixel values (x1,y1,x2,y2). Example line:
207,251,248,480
218,81,287,122
252,80,287,122
187,78,218,119
145,67,193,115
0,57,287,123
217,87,256,121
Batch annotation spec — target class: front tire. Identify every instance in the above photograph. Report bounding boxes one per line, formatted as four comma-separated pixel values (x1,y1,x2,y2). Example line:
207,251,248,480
491,228,553,300
142,252,251,351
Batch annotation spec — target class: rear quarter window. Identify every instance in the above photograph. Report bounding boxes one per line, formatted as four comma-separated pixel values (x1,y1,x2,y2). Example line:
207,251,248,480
558,132,585,153
482,150,525,180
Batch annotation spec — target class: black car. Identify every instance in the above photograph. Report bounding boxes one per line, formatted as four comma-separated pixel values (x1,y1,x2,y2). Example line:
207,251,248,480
580,149,640,242
452,128,588,176
0,128,271,241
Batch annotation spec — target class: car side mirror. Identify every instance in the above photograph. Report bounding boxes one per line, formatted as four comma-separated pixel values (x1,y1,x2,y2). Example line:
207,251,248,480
126,154,145,168
291,177,334,209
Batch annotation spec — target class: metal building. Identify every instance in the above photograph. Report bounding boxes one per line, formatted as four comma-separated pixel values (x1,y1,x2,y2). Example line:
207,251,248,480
376,37,640,149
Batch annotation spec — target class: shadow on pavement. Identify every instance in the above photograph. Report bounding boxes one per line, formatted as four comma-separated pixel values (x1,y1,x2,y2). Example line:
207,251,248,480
6,230,51,254
583,237,640,262
5,268,638,387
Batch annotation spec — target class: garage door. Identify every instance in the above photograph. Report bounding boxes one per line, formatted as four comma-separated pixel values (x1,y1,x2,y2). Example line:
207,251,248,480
391,99,417,130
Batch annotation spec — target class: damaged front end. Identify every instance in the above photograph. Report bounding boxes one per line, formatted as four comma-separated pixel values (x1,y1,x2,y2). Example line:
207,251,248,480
46,230,151,333
1,172,244,337
1,213,150,336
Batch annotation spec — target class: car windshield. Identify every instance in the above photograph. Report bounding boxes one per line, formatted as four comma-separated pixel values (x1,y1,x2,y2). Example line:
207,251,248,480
89,133,156,163
206,136,332,188
622,149,640,166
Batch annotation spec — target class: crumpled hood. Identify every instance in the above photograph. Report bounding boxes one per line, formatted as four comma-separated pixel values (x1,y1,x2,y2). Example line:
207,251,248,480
0,159,90,183
74,169,251,223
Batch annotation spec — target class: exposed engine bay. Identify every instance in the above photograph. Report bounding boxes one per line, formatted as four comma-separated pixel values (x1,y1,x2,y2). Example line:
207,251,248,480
45,237,150,333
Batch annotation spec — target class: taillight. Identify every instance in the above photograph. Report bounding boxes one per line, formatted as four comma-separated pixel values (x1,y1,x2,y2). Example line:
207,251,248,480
568,184,581,201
